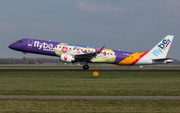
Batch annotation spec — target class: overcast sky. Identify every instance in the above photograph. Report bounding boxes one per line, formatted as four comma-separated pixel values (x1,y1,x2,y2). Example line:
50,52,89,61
1,0,180,60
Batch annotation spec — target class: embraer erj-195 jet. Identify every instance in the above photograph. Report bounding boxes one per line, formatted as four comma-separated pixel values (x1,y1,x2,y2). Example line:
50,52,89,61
9,35,174,70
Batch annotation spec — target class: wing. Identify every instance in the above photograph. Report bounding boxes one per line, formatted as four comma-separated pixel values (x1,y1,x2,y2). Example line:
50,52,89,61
74,46,106,62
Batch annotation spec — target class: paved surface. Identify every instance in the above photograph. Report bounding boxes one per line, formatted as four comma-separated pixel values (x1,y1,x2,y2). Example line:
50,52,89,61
0,96,180,100
0,69,180,72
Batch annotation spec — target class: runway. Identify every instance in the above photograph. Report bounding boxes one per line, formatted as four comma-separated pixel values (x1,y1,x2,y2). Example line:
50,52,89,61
0,96,180,100
0,69,180,72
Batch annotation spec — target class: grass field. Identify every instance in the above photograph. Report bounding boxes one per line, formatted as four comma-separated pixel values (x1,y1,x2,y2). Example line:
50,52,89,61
1,66,180,112
0,71,180,96
0,99,180,112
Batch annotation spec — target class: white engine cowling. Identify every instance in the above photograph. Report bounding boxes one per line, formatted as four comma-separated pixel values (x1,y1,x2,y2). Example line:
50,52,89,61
60,54,75,63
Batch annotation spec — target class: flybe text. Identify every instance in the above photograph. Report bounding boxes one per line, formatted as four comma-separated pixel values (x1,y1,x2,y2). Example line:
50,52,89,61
153,39,171,57
158,39,171,50
34,41,55,51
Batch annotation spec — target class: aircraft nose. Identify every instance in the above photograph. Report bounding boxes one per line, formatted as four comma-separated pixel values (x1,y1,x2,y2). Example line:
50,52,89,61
9,43,16,49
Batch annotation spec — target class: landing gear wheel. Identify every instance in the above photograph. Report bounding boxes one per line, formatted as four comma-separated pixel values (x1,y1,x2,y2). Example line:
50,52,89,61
23,57,26,60
83,65,89,70
22,52,27,60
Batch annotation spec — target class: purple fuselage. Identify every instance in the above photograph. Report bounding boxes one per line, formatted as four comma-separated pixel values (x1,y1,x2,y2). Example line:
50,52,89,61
9,38,134,64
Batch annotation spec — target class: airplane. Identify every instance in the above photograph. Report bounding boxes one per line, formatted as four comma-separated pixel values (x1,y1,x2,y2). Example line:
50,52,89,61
9,35,174,70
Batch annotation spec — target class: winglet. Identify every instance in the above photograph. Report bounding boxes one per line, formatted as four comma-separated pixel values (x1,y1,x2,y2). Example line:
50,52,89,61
95,46,106,54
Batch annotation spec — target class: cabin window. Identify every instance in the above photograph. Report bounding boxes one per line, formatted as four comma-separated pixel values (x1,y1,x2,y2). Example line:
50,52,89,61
131,56,133,58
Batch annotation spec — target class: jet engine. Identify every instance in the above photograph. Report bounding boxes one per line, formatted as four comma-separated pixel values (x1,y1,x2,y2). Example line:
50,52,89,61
60,54,75,63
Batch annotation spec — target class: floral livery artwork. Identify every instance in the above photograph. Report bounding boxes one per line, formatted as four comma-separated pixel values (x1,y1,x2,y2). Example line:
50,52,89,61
54,43,90,55
54,43,116,63
92,49,116,63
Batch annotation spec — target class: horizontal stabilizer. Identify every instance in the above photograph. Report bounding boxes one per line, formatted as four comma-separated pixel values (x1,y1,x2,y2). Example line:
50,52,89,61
152,58,173,63
152,58,172,61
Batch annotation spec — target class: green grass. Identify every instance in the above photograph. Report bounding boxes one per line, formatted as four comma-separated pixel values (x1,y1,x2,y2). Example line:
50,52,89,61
0,99,180,112
0,70,180,112
0,71,180,96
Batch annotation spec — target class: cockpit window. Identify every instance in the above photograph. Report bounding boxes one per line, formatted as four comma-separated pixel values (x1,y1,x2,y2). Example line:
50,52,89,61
17,40,22,43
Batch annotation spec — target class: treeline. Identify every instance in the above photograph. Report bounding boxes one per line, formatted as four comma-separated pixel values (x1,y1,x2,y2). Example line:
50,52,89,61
0,58,180,65
0,58,62,65
172,59,180,65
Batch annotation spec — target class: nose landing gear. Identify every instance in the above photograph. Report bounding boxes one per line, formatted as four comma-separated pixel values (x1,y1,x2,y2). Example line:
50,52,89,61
23,57,26,60
22,52,27,60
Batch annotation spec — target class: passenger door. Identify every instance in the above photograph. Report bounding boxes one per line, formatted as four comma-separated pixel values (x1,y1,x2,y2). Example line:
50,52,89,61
27,39,33,48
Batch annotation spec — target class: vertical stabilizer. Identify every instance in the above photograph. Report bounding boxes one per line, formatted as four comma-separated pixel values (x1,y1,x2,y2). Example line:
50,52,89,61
148,35,174,59
136,35,174,65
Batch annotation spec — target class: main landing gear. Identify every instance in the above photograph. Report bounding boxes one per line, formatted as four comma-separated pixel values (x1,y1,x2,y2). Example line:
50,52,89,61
83,64,89,70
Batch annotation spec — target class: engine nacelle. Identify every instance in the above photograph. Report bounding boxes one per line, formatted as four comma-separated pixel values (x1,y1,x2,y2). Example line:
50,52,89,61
60,54,75,63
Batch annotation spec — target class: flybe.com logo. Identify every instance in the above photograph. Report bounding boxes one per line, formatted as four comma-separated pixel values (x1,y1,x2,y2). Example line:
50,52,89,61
153,39,171,57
